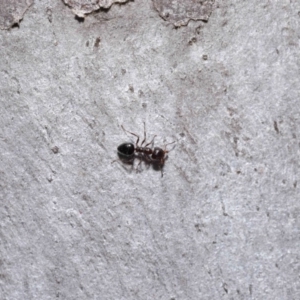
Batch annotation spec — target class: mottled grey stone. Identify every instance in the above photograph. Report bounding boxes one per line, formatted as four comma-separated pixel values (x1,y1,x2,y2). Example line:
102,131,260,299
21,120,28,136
0,0,299,299
62,0,130,17
0,0,33,30
153,0,215,27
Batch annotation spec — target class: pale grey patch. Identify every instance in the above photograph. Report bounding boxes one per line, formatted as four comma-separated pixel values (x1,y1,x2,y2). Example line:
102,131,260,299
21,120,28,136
153,0,215,27
62,0,130,18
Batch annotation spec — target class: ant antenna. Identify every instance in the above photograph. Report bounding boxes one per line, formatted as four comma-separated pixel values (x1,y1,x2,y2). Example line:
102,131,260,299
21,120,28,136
121,125,140,147
164,141,176,152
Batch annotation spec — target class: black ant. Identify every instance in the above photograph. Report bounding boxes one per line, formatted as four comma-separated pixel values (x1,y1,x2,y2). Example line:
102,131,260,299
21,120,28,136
115,122,174,177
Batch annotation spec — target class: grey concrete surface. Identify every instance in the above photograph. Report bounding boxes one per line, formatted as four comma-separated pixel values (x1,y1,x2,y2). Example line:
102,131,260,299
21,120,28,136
0,0,33,30
62,0,130,18
0,0,300,299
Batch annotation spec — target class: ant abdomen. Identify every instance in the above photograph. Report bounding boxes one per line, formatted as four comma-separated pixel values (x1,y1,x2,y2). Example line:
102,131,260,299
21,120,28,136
117,143,135,160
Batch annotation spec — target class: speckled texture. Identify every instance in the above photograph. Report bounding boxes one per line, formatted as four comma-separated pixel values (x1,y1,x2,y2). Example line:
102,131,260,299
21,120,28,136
153,0,215,27
62,0,130,17
0,0,33,29
0,0,299,299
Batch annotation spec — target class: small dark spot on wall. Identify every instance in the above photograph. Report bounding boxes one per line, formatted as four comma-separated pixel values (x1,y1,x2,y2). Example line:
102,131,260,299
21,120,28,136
121,69,126,75
128,85,134,93
236,170,241,174
256,206,260,211
138,90,144,97
75,16,84,23
56,277,61,284
94,37,101,48
142,102,147,108
294,181,297,188
46,8,52,23
249,284,253,295
233,136,239,156
179,132,185,137
194,223,201,232
227,107,236,116
51,146,59,154
202,54,208,60
86,40,89,47
222,20,228,27
282,179,286,184
195,25,202,34
12,23,20,29
188,37,197,45
223,283,228,293
274,121,279,134
47,177,53,183
254,168,257,172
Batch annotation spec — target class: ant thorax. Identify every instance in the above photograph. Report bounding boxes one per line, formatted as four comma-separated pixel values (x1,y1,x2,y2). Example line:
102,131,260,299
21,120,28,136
136,147,152,156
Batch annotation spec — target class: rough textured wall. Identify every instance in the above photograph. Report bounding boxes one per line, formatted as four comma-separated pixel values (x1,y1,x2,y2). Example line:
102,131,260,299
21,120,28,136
0,0,299,299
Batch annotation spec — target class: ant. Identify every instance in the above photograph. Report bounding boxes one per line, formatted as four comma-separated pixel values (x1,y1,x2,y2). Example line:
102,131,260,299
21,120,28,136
115,122,174,177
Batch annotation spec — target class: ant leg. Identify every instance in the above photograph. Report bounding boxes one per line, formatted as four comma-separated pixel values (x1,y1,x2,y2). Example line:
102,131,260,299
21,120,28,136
136,157,143,172
160,162,164,177
145,135,157,147
140,122,147,146
111,157,134,165
121,125,140,147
